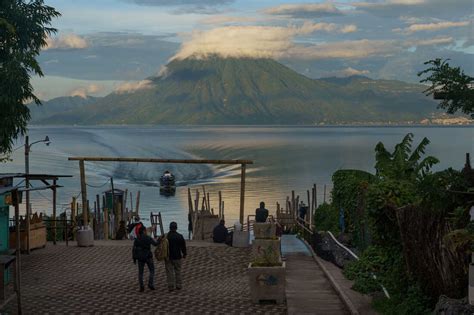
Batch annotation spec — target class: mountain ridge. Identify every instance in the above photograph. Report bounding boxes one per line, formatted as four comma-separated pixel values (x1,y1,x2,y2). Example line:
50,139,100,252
32,57,438,125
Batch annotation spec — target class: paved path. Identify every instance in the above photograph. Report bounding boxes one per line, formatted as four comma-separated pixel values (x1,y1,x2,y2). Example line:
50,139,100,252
282,235,349,315
4,241,286,314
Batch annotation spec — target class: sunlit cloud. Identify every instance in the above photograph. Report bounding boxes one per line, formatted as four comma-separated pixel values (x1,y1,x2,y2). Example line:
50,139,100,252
172,23,360,60
394,20,470,34
45,34,88,50
69,84,103,98
263,3,344,18
115,80,154,94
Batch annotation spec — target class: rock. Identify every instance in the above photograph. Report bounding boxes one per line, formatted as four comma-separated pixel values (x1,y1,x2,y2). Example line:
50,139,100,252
434,295,474,315
312,231,356,268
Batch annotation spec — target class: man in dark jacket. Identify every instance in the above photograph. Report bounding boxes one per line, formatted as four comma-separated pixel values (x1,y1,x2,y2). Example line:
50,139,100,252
165,221,187,291
255,201,269,223
213,219,228,243
133,226,158,292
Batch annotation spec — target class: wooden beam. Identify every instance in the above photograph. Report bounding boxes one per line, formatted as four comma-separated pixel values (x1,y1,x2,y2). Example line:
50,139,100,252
68,157,253,165
79,160,88,226
239,163,246,226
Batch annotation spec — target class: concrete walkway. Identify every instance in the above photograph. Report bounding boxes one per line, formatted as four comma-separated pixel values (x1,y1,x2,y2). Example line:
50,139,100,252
4,241,286,314
282,235,349,315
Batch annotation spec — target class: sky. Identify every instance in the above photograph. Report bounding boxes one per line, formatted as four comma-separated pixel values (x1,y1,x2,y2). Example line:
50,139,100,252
35,0,473,100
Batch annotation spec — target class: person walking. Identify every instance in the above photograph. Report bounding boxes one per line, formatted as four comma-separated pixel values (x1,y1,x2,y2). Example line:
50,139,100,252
165,221,187,291
133,225,158,292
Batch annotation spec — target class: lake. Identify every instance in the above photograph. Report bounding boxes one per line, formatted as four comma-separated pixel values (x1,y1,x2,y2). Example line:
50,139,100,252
2,125,472,233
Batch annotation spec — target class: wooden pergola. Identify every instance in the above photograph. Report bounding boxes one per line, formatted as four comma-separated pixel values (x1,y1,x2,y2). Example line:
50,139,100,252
0,173,72,251
68,157,254,226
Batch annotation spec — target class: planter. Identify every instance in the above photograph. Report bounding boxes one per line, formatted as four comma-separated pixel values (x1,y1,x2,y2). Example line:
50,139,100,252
233,230,249,248
248,262,286,304
252,238,281,265
253,223,276,239
9,223,46,251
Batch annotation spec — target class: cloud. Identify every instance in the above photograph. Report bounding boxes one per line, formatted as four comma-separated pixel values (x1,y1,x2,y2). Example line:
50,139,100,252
395,20,470,34
125,0,233,14
172,23,361,60
69,84,104,98
288,39,401,60
199,15,258,25
333,67,370,77
263,3,343,18
45,34,88,50
408,37,454,46
115,80,154,94
352,0,473,18
340,25,358,33
127,0,232,5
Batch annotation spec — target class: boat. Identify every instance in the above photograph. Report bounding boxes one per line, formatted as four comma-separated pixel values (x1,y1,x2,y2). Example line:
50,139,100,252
159,171,176,195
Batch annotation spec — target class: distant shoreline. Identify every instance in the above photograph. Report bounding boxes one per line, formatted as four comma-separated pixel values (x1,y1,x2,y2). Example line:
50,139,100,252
29,123,474,128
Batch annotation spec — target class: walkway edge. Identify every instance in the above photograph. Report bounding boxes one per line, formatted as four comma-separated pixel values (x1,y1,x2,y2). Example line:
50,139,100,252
300,238,360,315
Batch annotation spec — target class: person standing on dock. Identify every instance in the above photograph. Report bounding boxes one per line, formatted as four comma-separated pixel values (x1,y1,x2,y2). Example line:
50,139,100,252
133,225,158,292
255,201,269,223
165,221,187,291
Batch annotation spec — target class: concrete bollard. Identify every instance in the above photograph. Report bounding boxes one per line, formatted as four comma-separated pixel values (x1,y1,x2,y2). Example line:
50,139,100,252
76,226,94,247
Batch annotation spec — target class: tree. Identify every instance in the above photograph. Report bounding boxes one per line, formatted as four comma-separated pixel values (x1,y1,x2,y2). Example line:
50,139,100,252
0,0,60,156
375,133,439,180
418,58,474,118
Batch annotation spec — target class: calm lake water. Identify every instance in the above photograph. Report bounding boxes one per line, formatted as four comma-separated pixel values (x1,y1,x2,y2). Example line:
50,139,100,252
2,125,473,233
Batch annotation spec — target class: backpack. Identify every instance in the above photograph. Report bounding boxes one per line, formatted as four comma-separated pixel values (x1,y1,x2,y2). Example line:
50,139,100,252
154,234,169,261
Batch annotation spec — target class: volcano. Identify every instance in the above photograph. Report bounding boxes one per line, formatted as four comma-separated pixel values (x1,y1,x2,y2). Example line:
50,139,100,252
37,56,437,125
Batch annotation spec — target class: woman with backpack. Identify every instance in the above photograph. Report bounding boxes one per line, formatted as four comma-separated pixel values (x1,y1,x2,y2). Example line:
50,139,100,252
132,225,159,292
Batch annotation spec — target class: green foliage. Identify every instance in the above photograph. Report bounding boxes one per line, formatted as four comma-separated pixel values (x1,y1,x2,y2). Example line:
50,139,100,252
375,133,439,181
325,133,472,313
313,203,340,233
344,246,431,315
418,58,474,118
332,169,375,247
365,179,418,246
0,0,60,154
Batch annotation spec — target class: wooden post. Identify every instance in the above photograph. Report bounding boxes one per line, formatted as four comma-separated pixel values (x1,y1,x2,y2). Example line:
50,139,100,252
123,189,128,221
158,213,164,235
202,186,207,210
314,184,318,208
194,190,199,214
102,195,106,239
129,191,133,213
291,190,295,218
13,190,22,314
207,192,211,213
221,201,225,220
239,163,246,226
52,179,57,245
103,208,109,240
135,191,141,215
307,190,311,224
96,194,101,223
71,196,76,241
79,160,88,227
218,191,222,218
323,184,327,204
64,210,68,246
